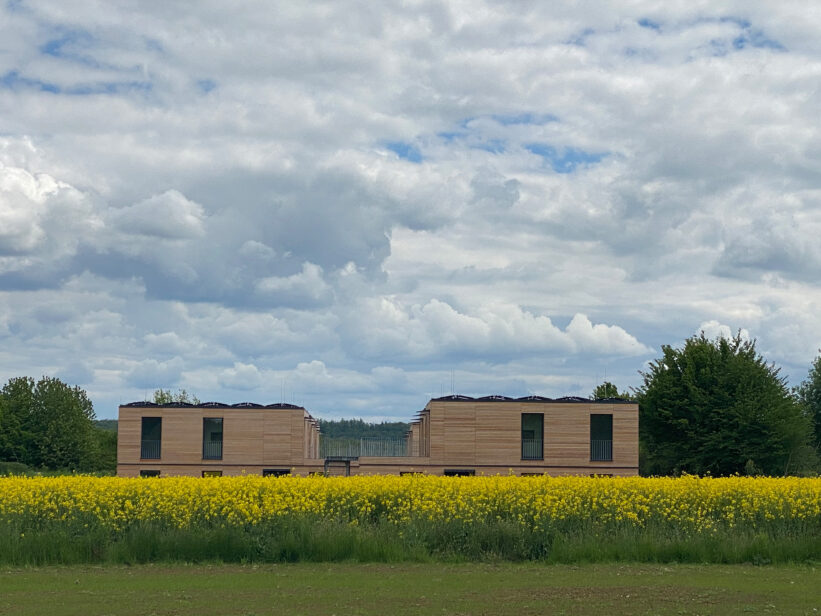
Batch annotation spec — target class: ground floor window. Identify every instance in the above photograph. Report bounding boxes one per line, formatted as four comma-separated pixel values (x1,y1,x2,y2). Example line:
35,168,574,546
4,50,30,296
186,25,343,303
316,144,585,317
444,469,475,477
139,470,160,477
263,469,290,477
202,470,223,478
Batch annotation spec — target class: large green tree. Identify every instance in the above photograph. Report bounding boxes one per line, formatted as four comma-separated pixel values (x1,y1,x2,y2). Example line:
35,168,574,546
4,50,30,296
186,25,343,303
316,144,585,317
0,376,99,470
637,333,816,476
796,352,821,454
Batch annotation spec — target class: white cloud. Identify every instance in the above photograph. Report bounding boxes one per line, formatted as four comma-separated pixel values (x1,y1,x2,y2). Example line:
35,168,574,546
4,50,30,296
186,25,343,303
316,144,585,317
697,320,751,343
125,358,184,389
218,362,263,390
110,190,206,240
255,262,332,306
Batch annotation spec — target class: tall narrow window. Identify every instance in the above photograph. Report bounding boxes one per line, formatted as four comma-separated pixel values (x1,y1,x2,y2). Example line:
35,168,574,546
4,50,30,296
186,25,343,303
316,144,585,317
203,417,223,460
140,417,162,459
521,413,544,460
590,414,613,461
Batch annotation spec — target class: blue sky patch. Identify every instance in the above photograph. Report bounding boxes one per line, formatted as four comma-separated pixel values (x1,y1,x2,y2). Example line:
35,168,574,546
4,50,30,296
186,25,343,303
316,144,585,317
65,80,152,96
197,79,217,93
490,112,557,126
525,143,606,173
637,18,661,31
385,141,422,163
40,28,101,68
0,70,60,93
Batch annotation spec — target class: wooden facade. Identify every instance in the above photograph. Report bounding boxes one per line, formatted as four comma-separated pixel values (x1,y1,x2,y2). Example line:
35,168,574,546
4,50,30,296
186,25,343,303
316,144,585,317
116,402,323,477
116,395,638,477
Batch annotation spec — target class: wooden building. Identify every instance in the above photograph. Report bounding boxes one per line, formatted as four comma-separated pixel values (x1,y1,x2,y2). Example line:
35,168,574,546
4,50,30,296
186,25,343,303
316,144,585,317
116,395,638,477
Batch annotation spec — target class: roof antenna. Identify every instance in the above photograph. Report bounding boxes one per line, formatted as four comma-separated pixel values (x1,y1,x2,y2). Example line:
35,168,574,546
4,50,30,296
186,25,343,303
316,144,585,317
450,369,454,395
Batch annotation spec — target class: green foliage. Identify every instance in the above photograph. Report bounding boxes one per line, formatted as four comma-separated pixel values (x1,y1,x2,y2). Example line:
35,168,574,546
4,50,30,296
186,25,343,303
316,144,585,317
93,419,118,432
0,376,104,471
153,388,201,405
795,352,821,454
317,418,410,439
591,381,633,400
0,517,819,566
637,333,817,476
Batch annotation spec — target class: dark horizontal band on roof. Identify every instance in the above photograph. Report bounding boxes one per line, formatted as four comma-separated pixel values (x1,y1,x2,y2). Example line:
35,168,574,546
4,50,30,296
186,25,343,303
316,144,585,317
430,395,634,404
121,401,305,410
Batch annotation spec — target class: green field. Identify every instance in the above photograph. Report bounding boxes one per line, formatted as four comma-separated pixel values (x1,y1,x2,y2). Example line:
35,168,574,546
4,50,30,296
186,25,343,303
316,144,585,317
1,563,819,616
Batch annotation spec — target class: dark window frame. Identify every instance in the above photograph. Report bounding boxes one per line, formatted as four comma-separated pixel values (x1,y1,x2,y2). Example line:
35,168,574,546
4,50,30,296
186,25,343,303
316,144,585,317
202,417,224,460
590,414,613,462
202,470,223,478
140,417,162,460
139,470,160,477
262,469,291,477
521,413,544,460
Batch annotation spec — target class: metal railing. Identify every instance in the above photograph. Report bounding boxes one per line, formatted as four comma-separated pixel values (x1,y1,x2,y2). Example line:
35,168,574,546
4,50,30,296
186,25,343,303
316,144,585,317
203,440,223,460
590,439,613,461
521,438,543,460
140,440,161,459
320,437,410,458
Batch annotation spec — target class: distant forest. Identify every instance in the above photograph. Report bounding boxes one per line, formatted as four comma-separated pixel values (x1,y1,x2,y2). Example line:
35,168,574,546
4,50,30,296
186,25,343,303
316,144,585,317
93,418,410,439
316,418,410,439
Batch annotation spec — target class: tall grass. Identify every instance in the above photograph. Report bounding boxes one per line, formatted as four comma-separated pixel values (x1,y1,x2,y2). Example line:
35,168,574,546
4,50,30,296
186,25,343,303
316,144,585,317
0,518,818,566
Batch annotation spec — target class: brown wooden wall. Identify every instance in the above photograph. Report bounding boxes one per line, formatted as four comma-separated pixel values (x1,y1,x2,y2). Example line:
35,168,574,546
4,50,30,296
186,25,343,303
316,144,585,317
117,405,320,476
425,400,638,471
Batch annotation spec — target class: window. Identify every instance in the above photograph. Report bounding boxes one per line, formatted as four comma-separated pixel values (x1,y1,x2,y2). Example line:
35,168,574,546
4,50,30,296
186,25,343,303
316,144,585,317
521,413,544,460
202,470,222,478
590,414,613,461
444,469,475,477
139,470,160,477
263,469,290,477
140,417,162,459
203,418,223,460
400,471,424,476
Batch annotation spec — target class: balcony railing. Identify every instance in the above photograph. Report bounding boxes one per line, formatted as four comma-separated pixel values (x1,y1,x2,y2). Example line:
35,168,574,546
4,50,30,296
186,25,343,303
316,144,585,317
203,440,223,460
321,437,410,458
521,438,543,460
140,439,161,459
590,439,613,461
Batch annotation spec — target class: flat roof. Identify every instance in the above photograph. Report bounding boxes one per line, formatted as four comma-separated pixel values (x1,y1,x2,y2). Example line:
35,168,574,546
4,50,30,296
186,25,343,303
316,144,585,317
429,394,635,404
120,401,306,410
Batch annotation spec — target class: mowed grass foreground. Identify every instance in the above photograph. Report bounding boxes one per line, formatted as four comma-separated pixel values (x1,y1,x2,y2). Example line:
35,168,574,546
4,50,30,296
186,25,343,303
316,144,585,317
1,475,819,565
2,563,820,616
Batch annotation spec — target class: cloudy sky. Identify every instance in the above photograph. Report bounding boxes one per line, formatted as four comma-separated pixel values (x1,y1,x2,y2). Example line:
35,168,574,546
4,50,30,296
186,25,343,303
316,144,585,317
1,1,820,420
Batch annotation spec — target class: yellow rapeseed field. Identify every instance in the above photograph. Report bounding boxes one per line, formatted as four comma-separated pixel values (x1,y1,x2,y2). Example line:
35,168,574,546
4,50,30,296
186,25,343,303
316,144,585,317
1,475,819,534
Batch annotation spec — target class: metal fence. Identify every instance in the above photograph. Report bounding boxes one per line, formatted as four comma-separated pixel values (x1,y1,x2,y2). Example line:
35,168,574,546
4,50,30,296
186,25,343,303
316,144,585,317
521,438,543,460
320,437,410,458
590,439,613,461
140,439,161,459
202,440,223,460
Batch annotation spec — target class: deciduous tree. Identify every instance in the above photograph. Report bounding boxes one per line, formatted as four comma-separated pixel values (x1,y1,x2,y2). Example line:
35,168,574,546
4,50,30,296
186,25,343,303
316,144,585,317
637,333,816,476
